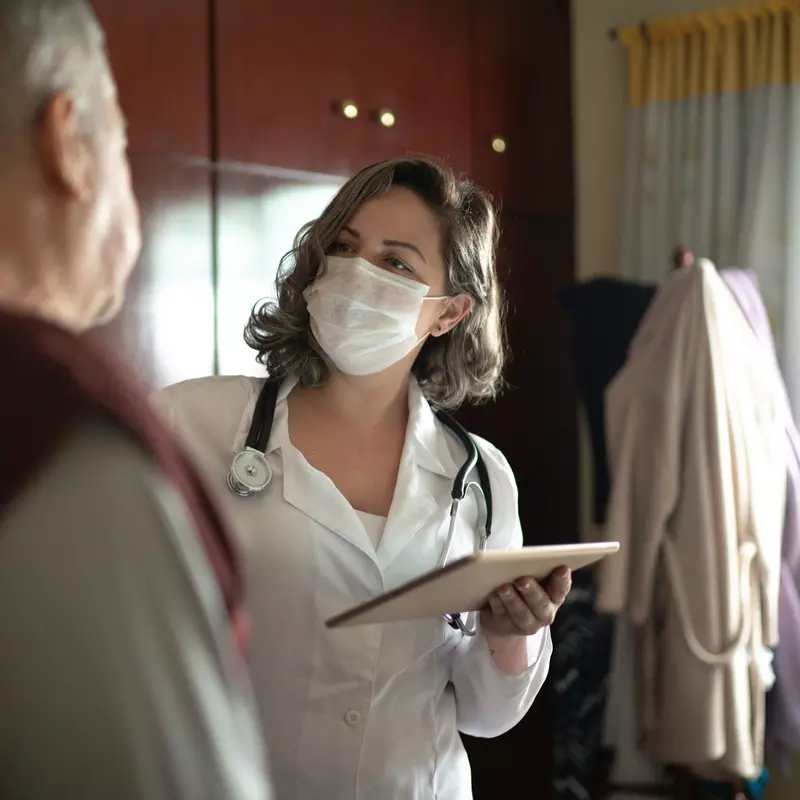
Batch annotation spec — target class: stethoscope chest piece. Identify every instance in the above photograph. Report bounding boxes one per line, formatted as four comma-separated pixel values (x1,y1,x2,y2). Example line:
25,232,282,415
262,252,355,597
228,447,273,497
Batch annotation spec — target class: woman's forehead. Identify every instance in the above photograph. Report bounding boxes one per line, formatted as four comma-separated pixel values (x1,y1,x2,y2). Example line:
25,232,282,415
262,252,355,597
345,187,441,246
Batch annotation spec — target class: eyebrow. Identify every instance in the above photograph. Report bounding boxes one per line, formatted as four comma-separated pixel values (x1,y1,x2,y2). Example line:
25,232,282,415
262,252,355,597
342,225,427,264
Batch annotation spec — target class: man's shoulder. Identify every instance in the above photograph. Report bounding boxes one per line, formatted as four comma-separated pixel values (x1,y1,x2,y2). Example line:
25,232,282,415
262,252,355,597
1,414,211,592
11,416,159,506
0,313,126,512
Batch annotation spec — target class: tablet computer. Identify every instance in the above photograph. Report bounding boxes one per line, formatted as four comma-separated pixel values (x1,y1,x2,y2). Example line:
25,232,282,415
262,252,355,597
326,541,620,629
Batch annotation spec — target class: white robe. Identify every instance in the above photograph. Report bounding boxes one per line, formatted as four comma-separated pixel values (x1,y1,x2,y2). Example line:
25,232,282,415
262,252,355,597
598,261,786,779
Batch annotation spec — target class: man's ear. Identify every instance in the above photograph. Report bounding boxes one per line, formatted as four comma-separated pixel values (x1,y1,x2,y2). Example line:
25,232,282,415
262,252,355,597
36,91,94,201
433,294,472,336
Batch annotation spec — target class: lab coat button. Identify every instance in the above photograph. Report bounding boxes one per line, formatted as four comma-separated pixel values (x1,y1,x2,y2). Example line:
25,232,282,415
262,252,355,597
344,710,362,728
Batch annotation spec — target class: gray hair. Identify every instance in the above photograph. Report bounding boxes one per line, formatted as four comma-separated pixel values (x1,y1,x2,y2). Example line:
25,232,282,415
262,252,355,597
244,158,506,410
0,0,108,149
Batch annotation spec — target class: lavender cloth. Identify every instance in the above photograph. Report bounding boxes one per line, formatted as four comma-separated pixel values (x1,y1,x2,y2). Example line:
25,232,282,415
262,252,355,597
723,268,800,757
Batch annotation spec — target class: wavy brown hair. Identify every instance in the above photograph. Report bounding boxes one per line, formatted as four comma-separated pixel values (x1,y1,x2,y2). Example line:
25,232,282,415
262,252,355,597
244,157,506,410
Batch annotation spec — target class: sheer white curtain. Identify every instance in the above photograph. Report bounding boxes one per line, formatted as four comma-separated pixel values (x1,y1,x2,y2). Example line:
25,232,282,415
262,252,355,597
617,7,800,416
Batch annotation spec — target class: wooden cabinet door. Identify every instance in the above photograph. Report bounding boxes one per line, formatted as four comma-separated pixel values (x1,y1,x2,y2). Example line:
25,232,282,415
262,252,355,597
469,0,574,217
91,0,215,388
354,0,471,173
92,0,210,158
456,210,578,547
215,0,470,175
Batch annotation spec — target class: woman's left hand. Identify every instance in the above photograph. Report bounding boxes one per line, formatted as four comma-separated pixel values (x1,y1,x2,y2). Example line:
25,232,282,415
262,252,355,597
480,566,572,638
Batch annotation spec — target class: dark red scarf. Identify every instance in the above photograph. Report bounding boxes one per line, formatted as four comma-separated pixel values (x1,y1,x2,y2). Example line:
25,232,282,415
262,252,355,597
0,310,248,658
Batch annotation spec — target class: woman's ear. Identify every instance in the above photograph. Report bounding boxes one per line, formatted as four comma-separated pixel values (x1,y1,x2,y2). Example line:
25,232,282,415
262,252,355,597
432,295,472,336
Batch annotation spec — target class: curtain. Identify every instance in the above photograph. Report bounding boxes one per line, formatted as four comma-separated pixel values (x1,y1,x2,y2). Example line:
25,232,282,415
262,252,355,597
618,1,800,417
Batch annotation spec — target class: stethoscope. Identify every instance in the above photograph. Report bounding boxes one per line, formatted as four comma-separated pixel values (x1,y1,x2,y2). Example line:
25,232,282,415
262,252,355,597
228,380,494,636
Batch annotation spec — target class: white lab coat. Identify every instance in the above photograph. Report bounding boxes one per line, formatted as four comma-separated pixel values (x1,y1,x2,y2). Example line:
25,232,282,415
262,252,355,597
153,375,551,800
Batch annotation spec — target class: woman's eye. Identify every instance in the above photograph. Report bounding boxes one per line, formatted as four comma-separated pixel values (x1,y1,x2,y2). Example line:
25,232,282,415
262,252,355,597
327,241,353,254
387,256,410,272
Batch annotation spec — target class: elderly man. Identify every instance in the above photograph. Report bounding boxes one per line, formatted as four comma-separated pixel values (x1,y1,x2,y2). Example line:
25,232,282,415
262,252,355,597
0,2,270,798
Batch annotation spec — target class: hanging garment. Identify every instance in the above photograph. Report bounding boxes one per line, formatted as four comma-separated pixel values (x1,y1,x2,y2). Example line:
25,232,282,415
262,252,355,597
558,278,657,525
722,269,800,760
599,261,787,779
554,277,657,800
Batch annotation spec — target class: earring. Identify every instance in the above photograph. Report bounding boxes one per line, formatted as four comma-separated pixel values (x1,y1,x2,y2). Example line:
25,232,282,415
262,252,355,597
436,325,443,334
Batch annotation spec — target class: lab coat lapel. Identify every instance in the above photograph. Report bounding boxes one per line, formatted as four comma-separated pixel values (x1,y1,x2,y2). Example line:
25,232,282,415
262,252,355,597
377,382,459,572
233,377,379,568
280,447,378,566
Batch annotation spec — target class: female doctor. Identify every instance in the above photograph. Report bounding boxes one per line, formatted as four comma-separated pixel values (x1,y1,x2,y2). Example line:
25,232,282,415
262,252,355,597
154,157,571,799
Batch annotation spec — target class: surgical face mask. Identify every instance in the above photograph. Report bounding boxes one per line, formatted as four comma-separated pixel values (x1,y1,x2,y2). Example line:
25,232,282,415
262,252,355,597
303,255,446,376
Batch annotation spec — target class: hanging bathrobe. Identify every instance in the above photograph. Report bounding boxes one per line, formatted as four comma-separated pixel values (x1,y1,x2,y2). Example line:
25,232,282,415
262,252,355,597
598,260,787,779
722,269,800,761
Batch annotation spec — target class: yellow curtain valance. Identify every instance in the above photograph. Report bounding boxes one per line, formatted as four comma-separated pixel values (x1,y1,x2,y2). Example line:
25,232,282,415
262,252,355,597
619,0,800,107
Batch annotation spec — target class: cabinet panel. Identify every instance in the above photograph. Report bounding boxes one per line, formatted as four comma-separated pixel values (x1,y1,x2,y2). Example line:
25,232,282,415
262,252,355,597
469,0,573,217
216,0,470,174
92,0,210,157
96,154,215,389
355,1,471,172
456,211,578,546
216,166,344,375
